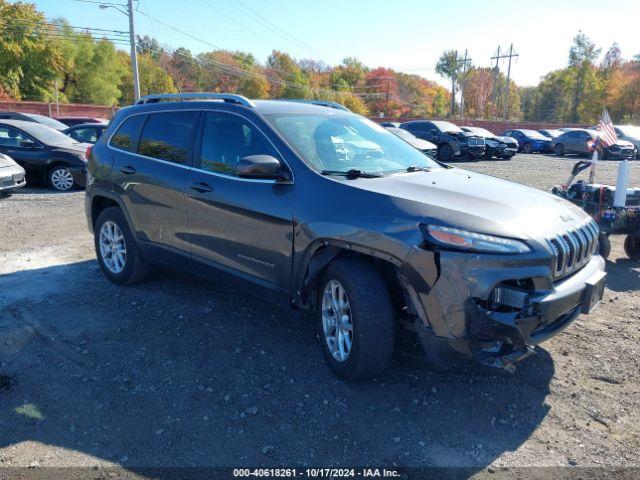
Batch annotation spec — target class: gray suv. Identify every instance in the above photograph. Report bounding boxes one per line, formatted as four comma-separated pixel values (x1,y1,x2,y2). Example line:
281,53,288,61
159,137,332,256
85,93,606,380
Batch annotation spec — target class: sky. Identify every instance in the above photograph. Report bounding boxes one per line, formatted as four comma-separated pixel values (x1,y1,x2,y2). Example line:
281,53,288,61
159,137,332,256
34,0,640,87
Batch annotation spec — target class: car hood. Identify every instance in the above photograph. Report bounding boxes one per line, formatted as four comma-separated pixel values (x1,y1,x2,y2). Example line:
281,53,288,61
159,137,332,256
497,136,518,145
352,168,590,240
51,143,90,155
407,137,437,150
612,139,635,148
0,153,18,167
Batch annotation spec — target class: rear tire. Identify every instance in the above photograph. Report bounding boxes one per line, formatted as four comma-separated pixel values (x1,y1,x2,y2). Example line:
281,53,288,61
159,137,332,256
598,233,611,260
94,206,151,285
438,144,453,162
623,235,640,260
316,258,394,381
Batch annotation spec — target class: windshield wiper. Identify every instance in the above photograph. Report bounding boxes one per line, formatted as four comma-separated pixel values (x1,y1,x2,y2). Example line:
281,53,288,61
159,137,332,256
320,169,381,178
405,165,431,172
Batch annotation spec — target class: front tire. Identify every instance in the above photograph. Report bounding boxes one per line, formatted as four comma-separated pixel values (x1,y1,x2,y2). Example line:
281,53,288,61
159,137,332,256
438,144,453,162
94,207,150,285
624,235,640,260
523,143,533,154
598,233,611,260
316,258,394,381
49,165,75,191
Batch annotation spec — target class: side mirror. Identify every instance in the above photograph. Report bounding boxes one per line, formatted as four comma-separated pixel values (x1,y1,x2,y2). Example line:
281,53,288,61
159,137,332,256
236,155,290,180
20,139,38,148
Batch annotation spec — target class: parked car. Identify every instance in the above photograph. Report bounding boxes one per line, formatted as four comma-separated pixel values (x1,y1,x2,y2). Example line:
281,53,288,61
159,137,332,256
0,111,68,131
400,120,485,161
551,129,636,159
0,120,89,191
63,123,108,144
385,127,437,157
56,116,109,127
380,121,401,128
501,129,552,153
538,129,564,139
460,126,518,160
0,153,26,194
612,125,640,158
86,93,606,380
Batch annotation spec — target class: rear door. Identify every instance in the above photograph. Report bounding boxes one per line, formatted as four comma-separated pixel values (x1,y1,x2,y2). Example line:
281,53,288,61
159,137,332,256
109,110,199,255
185,110,294,289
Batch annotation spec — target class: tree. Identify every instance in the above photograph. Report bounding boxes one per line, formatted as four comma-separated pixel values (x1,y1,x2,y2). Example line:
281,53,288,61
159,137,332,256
266,50,310,99
0,1,64,100
568,31,601,121
436,50,464,116
118,51,176,105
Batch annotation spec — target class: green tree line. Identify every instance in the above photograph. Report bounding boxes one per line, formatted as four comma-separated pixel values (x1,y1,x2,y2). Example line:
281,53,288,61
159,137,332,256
1,1,638,122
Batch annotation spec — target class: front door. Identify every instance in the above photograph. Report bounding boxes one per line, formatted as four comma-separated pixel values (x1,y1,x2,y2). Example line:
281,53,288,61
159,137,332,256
185,110,294,289
0,124,49,180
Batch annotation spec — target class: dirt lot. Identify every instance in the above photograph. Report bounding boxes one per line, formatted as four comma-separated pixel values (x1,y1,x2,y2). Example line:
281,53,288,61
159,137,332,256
1,154,639,478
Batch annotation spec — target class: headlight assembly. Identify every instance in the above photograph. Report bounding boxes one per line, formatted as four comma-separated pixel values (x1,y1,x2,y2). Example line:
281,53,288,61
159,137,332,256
420,224,531,254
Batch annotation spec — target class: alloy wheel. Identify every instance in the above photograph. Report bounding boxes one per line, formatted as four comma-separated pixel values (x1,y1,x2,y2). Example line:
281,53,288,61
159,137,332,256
50,168,74,191
321,279,353,362
99,220,127,274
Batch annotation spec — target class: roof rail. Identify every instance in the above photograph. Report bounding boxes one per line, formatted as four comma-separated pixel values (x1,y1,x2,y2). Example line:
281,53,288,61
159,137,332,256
276,99,351,112
136,93,255,108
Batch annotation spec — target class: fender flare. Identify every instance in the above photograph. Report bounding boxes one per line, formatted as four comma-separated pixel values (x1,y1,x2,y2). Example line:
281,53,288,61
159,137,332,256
88,188,137,241
291,237,405,308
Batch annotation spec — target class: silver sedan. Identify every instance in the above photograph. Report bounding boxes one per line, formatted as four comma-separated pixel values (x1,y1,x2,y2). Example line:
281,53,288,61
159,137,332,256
0,153,26,194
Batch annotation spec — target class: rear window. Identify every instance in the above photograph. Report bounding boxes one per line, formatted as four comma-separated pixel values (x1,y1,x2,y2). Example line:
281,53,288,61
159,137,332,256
138,111,198,164
110,115,146,151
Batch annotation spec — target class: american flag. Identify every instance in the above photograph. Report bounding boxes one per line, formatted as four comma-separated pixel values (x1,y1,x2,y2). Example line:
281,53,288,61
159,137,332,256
596,109,617,147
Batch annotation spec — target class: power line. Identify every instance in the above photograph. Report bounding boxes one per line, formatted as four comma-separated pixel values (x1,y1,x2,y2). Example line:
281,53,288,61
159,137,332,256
1,18,130,36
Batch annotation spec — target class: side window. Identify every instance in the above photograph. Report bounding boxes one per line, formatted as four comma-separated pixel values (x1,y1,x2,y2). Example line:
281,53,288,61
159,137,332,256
198,112,279,176
0,125,26,147
70,127,98,143
110,115,146,152
138,111,198,164
405,122,424,133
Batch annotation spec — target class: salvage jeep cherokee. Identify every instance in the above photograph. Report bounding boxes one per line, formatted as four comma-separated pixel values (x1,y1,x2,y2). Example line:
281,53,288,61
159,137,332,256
86,93,607,380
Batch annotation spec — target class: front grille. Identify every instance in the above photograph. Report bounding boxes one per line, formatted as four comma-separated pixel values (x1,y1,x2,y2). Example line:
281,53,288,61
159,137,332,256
468,138,485,146
547,220,599,279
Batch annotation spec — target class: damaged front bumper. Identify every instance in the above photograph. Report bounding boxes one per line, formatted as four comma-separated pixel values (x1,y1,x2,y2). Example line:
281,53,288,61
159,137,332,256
400,247,606,371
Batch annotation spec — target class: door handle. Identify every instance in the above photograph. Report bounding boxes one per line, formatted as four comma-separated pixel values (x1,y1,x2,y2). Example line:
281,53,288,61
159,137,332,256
190,181,214,193
120,165,136,175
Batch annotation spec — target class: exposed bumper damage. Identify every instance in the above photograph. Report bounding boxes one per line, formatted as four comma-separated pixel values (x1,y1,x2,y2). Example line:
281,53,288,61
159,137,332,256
400,246,606,371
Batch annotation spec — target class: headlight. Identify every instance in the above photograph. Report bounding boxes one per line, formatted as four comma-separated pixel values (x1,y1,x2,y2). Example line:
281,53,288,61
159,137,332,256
420,224,531,254
485,140,499,147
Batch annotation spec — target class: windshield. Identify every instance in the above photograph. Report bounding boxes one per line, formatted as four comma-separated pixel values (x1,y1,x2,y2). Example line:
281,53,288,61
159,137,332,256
432,121,461,133
26,113,68,130
519,129,548,140
618,125,640,138
265,113,440,174
22,123,81,146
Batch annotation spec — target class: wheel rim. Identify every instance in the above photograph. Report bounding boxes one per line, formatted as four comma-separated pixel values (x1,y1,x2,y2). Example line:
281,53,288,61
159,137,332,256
439,145,451,161
524,144,532,153
51,168,74,191
321,279,353,362
99,220,126,274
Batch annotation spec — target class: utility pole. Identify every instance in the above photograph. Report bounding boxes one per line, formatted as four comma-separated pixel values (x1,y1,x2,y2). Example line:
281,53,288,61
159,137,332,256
491,45,518,120
99,1,140,102
54,78,60,116
127,0,140,102
503,44,518,120
459,49,470,120
491,46,501,120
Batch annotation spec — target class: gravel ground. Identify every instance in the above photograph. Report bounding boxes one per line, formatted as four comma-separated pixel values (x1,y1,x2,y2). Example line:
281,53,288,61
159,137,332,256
0,154,639,478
